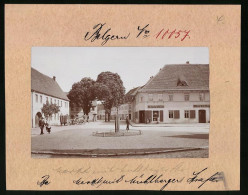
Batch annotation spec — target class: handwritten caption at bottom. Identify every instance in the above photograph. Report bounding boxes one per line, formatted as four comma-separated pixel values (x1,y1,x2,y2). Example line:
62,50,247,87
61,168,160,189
71,168,225,190
39,167,226,190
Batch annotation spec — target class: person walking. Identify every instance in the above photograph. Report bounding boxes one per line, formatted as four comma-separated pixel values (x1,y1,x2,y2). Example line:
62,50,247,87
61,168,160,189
39,117,45,135
126,115,130,131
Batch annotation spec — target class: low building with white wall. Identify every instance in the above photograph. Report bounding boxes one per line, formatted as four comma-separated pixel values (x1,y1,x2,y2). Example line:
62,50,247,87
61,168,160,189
31,68,70,127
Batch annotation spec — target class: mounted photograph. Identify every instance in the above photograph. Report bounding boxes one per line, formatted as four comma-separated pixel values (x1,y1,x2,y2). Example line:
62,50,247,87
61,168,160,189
31,47,210,158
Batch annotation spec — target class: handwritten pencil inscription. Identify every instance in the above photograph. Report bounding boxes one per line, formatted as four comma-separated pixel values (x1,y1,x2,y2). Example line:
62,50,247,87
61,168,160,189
71,167,225,190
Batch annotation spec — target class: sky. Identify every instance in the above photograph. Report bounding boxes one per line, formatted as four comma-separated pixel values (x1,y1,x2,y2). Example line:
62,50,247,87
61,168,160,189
31,47,209,93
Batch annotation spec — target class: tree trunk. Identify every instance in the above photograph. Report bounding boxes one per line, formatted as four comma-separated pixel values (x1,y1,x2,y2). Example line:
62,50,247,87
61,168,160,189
115,108,120,133
108,113,110,122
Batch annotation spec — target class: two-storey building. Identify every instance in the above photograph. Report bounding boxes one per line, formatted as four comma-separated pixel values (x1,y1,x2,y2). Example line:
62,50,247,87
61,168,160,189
31,68,70,127
131,63,210,124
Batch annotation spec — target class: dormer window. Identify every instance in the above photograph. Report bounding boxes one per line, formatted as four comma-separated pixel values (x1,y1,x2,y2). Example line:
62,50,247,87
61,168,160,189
177,75,188,86
177,80,188,86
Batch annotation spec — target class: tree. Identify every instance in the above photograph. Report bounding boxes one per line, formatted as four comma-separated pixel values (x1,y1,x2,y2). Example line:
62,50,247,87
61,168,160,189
41,102,60,121
96,72,125,132
67,78,96,116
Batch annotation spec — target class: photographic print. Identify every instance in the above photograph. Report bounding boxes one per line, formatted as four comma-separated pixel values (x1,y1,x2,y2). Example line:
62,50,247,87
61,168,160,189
5,4,240,191
31,47,209,158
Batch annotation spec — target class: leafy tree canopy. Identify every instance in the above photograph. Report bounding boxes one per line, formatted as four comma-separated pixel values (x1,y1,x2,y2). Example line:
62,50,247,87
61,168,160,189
41,102,60,120
68,77,96,115
96,72,125,113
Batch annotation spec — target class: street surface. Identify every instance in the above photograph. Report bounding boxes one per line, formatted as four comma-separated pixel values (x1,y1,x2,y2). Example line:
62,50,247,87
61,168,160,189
31,120,209,158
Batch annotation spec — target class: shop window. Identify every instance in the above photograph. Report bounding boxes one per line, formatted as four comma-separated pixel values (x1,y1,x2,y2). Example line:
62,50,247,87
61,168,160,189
184,110,190,118
153,111,159,121
169,94,173,101
148,94,153,101
35,94,38,103
199,93,205,101
184,94,189,101
169,110,180,119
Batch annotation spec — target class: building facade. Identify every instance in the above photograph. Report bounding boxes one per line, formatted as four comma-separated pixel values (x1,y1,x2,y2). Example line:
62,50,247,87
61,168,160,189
131,63,210,124
31,68,70,127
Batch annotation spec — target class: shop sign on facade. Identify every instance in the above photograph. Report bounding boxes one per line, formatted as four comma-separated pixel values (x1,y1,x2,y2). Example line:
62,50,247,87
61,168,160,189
193,105,210,108
148,105,164,108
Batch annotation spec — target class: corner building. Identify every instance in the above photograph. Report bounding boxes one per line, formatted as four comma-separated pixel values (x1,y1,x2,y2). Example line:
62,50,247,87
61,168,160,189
132,63,210,124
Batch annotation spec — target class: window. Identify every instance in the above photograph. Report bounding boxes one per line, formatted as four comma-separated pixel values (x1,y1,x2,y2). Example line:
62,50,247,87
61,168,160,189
184,110,196,118
40,95,42,103
184,110,189,118
92,107,95,111
184,94,189,101
64,102,66,107
148,94,153,101
61,101,62,107
169,110,180,119
50,98,52,104
169,94,173,101
140,96,143,102
199,93,205,101
35,94,38,103
158,94,163,101
169,110,173,118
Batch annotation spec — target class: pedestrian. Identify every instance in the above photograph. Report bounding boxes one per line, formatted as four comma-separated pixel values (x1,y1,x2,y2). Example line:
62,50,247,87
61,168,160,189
39,117,45,135
87,115,89,122
126,115,130,131
45,120,51,134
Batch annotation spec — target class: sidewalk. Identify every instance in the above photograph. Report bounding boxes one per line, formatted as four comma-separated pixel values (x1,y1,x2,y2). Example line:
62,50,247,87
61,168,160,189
130,122,210,127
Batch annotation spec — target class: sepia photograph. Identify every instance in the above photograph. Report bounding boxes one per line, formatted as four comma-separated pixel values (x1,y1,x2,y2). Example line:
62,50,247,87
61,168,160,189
31,47,210,158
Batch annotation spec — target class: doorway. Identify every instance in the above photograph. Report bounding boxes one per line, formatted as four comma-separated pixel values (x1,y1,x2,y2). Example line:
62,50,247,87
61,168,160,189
35,112,42,127
139,111,145,123
198,110,206,123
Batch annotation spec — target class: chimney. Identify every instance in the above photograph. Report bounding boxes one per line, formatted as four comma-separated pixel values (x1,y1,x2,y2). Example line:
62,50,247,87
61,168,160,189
53,76,56,81
186,61,190,64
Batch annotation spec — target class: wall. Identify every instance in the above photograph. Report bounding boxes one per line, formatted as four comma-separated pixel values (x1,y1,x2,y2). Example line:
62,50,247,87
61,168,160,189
31,91,70,127
132,91,210,124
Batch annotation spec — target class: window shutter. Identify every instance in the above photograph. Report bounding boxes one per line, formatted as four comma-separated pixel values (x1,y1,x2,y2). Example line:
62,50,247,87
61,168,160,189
174,110,180,119
190,110,195,118
160,110,163,122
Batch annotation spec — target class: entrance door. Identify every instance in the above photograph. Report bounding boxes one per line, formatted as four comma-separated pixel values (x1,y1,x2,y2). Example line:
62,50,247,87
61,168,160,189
35,112,42,127
198,110,206,123
139,111,145,123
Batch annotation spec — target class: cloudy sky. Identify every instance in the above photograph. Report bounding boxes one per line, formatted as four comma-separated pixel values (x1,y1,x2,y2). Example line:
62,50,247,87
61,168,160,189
31,47,209,93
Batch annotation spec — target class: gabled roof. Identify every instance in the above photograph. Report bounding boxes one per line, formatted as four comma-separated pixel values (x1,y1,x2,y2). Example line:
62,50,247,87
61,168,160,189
31,68,69,101
139,64,209,92
124,86,143,103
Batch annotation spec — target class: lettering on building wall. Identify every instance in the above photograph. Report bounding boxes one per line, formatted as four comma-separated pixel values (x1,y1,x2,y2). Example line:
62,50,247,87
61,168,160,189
193,105,210,108
148,105,165,108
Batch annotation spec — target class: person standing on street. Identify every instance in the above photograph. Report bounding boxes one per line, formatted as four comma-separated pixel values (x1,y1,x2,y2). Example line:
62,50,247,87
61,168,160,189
126,115,130,131
39,117,45,135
